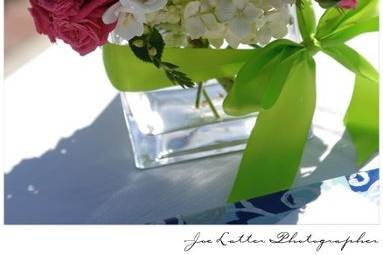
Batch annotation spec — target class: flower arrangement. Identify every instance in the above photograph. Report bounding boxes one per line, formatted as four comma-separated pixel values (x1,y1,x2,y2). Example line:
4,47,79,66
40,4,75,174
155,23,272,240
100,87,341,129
29,0,294,54
29,0,379,203
29,0,358,54
105,0,294,48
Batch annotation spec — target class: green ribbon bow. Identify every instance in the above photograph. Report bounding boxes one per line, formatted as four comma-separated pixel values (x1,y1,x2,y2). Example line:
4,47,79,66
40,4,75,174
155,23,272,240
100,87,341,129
103,0,379,203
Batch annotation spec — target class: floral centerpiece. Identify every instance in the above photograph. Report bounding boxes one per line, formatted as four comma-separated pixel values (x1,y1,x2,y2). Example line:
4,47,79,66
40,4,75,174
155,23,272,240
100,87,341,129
29,0,379,203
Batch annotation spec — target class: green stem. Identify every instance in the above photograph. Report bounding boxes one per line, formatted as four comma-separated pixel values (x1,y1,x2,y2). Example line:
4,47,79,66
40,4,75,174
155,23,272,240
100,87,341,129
202,88,221,119
195,82,204,108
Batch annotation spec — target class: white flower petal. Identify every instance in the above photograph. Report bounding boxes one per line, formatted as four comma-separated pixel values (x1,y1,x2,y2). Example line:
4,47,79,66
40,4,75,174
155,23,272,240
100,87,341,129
215,0,235,22
116,13,145,41
185,16,206,39
200,13,219,31
208,38,224,48
200,0,211,12
268,21,288,38
233,0,246,10
225,30,240,48
184,1,201,18
128,0,168,13
256,26,272,45
228,16,251,38
102,2,122,24
205,23,225,38
243,4,263,21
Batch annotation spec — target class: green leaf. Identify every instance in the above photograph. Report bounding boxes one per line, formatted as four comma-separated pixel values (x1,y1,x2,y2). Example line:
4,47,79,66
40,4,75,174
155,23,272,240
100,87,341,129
316,0,379,44
128,27,195,87
296,0,317,42
165,68,194,88
223,39,304,115
323,44,379,165
103,43,258,91
129,27,165,64
228,51,316,202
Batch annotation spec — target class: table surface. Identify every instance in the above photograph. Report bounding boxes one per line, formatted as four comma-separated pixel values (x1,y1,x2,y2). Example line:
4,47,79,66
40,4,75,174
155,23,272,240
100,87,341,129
4,34,379,224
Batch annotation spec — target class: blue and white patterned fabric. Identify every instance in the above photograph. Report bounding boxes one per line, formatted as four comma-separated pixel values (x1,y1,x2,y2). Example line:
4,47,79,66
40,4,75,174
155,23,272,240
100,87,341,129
347,169,379,191
157,169,379,224
346,169,379,204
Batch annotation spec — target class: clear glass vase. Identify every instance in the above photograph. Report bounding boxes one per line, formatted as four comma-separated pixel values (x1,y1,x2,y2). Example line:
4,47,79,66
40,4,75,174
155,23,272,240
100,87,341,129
120,7,301,169
121,81,257,168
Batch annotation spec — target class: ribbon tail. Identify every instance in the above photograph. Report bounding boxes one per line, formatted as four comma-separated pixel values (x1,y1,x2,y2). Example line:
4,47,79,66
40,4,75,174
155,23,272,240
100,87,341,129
227,52,316,203
322,44,379,166
344,75,379,166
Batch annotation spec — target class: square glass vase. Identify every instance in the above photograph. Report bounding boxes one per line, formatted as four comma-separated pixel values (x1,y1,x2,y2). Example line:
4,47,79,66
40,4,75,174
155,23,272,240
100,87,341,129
118,5,300,169
120,80,257,169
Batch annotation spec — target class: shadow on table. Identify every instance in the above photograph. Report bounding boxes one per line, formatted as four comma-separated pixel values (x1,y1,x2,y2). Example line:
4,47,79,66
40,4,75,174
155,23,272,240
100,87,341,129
4,96,254,224
5,96,134,224
5,95,357,224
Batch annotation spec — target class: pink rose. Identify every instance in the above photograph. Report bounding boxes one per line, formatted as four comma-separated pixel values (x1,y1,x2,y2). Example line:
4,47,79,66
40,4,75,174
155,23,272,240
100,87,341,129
339,0,357,9
33,0,83,17
29,3,57,42
29,0,117,55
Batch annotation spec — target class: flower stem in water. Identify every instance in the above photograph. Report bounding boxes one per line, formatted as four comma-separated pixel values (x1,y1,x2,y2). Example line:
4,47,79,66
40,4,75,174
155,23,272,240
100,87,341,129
195,81,221,119
195,82,204,109
202,88,220,119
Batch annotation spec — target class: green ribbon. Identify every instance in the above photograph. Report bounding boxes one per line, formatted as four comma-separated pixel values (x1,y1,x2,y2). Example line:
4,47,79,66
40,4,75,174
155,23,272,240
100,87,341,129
103,46,257,91
103,0,379,203
323,44,379,165
226,50,317,202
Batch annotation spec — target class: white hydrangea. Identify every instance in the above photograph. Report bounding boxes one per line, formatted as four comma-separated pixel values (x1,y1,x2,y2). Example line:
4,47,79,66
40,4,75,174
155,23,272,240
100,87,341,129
103,0,168,41
105,0,295,48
